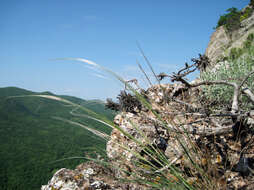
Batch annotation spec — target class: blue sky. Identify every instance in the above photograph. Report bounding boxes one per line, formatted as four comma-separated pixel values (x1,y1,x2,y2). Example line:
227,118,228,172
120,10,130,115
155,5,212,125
0,0,250,100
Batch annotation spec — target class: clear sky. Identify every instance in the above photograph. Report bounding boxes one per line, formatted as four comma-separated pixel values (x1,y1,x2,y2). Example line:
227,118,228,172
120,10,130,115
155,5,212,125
0,0,250,100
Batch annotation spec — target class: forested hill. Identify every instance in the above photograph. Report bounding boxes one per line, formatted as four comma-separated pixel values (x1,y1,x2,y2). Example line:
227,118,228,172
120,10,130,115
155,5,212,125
0,87,115,190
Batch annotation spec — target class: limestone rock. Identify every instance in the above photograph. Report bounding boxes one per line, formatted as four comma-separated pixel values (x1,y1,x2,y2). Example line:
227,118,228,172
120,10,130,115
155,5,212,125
205,26,230,65
205,8,254,67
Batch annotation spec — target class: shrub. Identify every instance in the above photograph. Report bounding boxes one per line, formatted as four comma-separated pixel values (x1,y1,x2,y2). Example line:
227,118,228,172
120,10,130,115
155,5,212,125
216,5,254,32
201,44,254,110
229,47,243,60
228,33,254,59
247,32,254,41
106,90,142,114
216,7,241,32
244,33,254,48
240,7,253,22
250,0,254,8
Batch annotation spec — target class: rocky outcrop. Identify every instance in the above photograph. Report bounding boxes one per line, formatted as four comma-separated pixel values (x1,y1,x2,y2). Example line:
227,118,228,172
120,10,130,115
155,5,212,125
205,26,230,64
41,161,146,190
106,84,254,189
231,9,254,42
42,82,254,189
205,7,254,66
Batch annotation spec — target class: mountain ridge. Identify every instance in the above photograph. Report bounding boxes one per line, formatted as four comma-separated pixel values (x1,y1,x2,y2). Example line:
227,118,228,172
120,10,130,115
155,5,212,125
0,86,115,190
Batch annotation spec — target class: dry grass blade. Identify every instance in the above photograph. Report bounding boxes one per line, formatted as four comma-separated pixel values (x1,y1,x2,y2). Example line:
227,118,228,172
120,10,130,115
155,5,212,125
136,42,160,84
52,116,110,140
137,60,153,87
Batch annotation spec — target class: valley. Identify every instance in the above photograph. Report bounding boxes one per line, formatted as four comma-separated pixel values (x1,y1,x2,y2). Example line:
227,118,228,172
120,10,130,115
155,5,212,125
0,87,115,190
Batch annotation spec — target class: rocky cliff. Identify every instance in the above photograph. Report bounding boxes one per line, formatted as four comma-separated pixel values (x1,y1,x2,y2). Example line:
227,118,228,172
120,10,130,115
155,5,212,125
205,6,254,66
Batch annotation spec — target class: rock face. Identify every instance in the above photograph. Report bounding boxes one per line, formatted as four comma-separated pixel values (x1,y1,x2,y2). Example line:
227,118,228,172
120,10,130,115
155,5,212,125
205,26,230,64
232,9,254,42
205,8,254,66
41,161,145,190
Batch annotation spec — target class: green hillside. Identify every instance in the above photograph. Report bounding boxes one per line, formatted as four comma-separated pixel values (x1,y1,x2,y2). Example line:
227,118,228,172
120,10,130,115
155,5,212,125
0,87,115,190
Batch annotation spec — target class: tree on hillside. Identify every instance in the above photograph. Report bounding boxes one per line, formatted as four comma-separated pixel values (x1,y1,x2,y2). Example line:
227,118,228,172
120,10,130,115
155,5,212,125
251,0,254,7
216,7,241,32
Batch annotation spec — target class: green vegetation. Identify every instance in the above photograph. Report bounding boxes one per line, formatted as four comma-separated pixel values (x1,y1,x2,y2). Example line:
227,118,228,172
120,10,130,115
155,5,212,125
250,0,254,8
0,87,115,190
216,4,253,32
240,6,253,21
201,33,254,110
224,33,254,60
243,32,254,48
216,7,241,32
